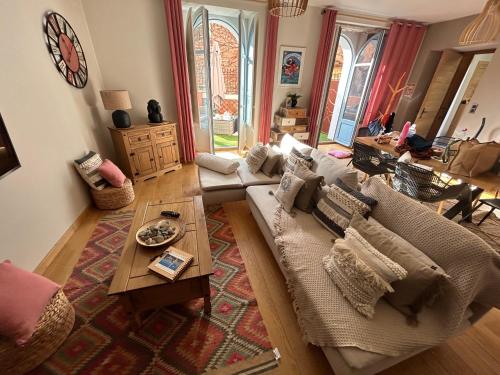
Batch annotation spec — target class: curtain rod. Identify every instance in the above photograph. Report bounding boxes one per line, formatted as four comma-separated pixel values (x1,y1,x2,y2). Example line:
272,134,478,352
323,8,425,27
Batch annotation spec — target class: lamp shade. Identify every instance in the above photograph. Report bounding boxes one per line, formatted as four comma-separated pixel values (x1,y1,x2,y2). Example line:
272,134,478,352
100,90,132,110
459,0,500,45
269,0,308,17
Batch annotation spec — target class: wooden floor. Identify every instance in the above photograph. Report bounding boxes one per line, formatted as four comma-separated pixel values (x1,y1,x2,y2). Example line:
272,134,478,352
39,164,500,375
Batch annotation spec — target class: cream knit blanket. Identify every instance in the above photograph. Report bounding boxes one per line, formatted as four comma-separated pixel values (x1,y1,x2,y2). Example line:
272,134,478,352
274,177,500,357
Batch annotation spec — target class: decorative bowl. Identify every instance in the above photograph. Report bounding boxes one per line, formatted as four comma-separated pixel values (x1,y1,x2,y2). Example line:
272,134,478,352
136,218,183,248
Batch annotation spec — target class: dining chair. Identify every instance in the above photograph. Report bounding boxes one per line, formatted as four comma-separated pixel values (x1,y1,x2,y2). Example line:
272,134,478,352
459,198,500,226
393,162,469,206
351,142,398,180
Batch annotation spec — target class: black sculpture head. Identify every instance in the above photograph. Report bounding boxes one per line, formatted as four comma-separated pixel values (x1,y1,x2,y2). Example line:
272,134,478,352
147,99,163,123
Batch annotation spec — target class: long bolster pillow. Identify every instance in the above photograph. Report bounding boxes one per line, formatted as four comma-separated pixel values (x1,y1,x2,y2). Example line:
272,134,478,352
195,153,240,175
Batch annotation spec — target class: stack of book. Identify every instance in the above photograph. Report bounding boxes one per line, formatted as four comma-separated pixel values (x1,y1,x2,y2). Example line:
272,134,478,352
271,107,310,143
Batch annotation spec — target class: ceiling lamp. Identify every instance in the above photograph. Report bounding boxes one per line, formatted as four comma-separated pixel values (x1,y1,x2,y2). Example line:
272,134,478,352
269,0,308,17
459,0,500,45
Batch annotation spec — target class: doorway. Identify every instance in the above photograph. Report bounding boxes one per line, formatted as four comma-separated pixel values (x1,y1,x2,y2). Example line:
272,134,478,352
415,49,495,140
437,53,493,138
318,26,385,147
185,5,256,153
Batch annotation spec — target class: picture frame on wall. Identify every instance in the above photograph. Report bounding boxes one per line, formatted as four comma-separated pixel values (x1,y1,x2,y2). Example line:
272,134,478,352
278,46,306,87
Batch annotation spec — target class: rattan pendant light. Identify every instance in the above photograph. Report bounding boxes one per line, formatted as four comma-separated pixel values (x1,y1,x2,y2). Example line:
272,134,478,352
269,0,308,17
459,0,500,45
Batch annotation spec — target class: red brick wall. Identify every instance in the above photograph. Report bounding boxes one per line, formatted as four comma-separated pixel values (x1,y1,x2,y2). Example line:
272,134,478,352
320,47,344,134
321,79,339,133
193,21,239,116
210,23,238,96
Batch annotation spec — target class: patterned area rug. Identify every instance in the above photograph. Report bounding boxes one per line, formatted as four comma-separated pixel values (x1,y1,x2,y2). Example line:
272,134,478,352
31,206,274,374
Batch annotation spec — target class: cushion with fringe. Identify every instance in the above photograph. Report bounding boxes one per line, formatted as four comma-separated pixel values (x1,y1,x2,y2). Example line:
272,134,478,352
323,228,407,318
351,214,450,322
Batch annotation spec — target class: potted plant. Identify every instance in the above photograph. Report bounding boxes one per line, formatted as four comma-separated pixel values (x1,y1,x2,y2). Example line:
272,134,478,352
287,93,302,108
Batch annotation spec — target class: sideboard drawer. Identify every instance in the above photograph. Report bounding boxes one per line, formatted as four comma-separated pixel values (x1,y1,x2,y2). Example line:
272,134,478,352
128,131,151,146
153,127,175,141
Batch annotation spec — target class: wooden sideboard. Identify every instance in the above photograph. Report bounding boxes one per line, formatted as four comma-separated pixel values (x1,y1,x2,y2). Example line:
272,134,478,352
108,123,181,183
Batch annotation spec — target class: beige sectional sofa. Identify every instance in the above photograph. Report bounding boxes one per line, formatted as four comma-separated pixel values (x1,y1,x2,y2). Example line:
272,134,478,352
197,138,495,375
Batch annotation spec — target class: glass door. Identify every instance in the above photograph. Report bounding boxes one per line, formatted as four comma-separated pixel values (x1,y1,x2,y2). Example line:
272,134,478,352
238,11,257,153
334,31,385,146
189,7,214,153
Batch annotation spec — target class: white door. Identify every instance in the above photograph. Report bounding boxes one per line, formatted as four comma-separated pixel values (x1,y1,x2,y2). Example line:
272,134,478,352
186,7,214,153
238,11,257,153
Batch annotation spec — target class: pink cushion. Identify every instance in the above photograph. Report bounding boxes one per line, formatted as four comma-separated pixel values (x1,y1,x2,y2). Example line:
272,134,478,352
0,261,60,345
98,159,126,187
328,150,352,159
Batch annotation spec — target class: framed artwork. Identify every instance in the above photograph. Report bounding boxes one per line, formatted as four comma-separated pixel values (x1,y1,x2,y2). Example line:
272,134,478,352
278,46,306,87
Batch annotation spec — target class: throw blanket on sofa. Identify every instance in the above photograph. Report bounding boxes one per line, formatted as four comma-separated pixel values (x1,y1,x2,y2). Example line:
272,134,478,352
274,177,500,357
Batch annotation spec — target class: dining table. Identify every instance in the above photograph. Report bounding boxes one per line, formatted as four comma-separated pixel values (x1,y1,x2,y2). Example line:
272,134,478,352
354,136,500,221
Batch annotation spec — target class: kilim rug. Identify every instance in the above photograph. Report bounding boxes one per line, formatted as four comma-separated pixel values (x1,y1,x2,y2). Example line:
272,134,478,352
31,206,276,374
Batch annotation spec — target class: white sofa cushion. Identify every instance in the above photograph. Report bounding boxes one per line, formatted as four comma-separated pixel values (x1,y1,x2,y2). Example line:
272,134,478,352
237,160,282,187
195,153,240,174
198,167,243,191
246,184,336,244
279,133,313,156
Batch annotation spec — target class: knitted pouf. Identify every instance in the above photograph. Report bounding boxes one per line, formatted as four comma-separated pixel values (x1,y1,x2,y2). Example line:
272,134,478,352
0,290,75,374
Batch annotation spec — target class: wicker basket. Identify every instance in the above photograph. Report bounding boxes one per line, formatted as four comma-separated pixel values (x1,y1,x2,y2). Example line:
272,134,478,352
91,178,135,210
0,290,75,374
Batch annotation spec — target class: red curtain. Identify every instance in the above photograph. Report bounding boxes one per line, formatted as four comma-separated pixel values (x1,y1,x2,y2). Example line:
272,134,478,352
362,21,427,126
258,14,279,144
307,9,337,146
164,0,196,162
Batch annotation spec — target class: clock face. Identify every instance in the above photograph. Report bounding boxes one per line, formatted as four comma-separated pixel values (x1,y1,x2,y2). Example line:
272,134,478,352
44,12,88,88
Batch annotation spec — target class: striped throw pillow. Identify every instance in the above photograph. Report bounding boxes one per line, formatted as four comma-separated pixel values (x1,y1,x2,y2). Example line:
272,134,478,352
313,180,377,236
74,151,107,190
246,143,268,173
285,147,313,173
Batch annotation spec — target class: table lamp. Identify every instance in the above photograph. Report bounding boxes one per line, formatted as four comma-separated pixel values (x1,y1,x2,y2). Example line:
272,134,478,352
100,90,132,128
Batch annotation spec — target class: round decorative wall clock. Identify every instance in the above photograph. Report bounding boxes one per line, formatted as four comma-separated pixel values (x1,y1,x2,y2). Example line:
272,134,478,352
44,12,88,88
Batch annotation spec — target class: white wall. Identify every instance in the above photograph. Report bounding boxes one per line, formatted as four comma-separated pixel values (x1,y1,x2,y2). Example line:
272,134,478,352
271,6,323,116
453,51,500,141
395,15,475,129
0,0,110,270
82,0,177,125
438,53,493,137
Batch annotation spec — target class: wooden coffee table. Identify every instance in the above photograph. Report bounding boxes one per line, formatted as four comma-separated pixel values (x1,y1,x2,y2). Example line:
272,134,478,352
108,196,212,327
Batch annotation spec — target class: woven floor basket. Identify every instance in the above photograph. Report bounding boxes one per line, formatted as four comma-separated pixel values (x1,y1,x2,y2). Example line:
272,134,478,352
0,290,75,374
91,178,135,210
